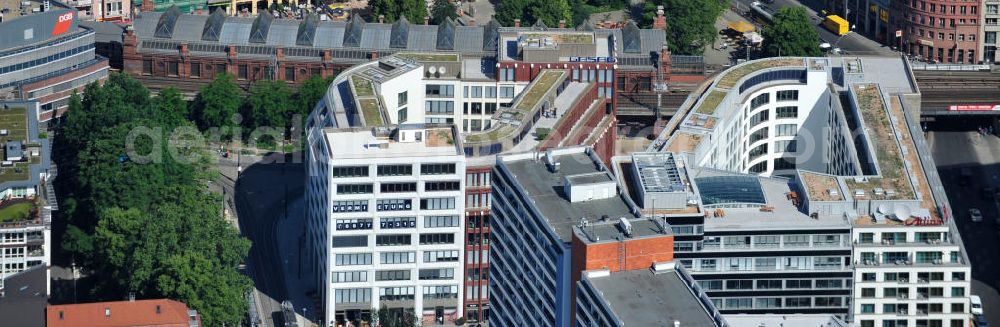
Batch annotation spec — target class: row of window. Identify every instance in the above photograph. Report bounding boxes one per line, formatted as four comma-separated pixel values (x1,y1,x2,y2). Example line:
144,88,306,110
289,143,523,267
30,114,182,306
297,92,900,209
860,271,966,282
698,278,849,291
331,197,455,211
334,215,459,231
0,44,93,75
331,163,457,178
715,296,846,310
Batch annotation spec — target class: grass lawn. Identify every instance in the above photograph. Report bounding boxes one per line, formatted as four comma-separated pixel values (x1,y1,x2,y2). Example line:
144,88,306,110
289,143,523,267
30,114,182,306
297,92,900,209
358,99,383,126
351,76,374,97
0,107,28,145
0,202,34,223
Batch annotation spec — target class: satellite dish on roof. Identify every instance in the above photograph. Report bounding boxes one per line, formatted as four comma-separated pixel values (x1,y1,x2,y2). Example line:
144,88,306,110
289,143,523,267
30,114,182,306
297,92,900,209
428,66,437,74
438,66,447,75
877,204,890,215
892,205,912,221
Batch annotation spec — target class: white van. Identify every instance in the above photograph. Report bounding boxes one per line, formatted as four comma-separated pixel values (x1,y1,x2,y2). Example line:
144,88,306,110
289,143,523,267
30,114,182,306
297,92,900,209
972,295,984,315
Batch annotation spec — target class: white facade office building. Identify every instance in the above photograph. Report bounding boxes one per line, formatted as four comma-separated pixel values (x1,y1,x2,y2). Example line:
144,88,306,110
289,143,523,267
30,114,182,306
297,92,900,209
306,55,469,326
652,57,972,326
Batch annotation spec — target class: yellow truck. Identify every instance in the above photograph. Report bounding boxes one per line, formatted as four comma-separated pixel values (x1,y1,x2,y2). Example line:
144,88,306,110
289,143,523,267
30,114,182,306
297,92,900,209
823,15,849,36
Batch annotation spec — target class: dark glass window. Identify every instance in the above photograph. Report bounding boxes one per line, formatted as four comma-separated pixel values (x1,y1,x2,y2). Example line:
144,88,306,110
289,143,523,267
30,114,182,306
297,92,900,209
336,184,373,194
381,182,417,193
377,165,412,176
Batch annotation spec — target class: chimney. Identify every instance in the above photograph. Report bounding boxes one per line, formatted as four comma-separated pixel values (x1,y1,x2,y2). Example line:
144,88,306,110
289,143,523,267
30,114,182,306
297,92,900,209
469,18,476,26
514,19,521,27
378,15,384,23
371,51,379,60
558,20,565,28
275,48,285,61
179,43,189,57
424,16,429,25
653,6,668,30
660,45,671,82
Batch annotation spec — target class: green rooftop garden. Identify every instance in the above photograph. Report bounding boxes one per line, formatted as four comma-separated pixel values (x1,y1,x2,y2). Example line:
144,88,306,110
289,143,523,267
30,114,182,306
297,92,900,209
843,84,914,199
694,91,727,115
0,107,28,145
358,99,383,126
516,71,563,112
465,125,516,143
0,201,34,223
397,53,459,62
716,58,804,89
351,76,374,97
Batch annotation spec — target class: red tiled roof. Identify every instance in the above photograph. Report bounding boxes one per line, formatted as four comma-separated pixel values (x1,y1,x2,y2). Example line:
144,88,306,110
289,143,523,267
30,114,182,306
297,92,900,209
47,299,200,327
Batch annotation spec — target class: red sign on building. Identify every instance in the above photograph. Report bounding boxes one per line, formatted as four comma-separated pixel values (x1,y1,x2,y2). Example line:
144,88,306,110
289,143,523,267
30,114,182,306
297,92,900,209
52,12,74,36
948,104,1000,111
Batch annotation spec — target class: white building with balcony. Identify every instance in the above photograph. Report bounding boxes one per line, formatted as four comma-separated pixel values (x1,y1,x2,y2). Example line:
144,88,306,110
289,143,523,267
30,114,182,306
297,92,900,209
652,57,972,326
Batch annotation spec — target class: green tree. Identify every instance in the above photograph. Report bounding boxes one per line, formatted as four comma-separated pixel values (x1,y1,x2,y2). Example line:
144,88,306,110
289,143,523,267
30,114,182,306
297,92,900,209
149,87,190,128
495,0,571,28
371,305,419,327
192,73,242,133
642,0,725,55
296,75,334,118
762,6,823,57
370,0,427,23
242,80,294,148
430,0,457,25
53,73,251,325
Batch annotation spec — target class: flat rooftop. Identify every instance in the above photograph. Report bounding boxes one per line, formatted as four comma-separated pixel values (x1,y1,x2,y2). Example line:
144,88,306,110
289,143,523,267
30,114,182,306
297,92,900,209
324,125,461,159
502,150,637,242
725,314,847,327
692,168,850,230
574,216,670,244
660,56,934,228
585,268,718,326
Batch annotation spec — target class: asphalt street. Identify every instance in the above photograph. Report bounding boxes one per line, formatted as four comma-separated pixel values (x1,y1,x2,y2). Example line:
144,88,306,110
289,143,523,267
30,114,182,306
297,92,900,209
732,0,895,56
213,150,305,327
927,116,1000,326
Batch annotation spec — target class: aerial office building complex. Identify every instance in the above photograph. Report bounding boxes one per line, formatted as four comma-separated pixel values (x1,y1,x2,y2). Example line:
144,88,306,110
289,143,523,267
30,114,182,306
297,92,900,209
0,0,109,121
305,25,633,323
302,15,651,323
649,56,971,326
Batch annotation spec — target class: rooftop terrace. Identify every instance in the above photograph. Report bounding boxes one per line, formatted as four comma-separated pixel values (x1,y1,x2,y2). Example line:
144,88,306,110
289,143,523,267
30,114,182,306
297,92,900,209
466,70,566,143
0,107,38,184
800,171,844,202
843,84,915,200
519,32,595,45
324,125,461,159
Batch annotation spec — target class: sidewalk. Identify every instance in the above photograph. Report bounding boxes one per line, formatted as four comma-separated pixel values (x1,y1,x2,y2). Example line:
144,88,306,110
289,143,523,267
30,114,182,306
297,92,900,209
276,197,317,326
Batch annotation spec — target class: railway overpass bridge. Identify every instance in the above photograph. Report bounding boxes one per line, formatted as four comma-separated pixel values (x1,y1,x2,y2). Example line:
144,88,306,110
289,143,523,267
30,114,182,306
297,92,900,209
914,70,1000,118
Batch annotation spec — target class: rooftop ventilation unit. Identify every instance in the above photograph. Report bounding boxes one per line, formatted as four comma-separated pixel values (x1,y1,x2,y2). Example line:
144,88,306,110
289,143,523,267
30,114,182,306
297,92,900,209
618,217,632,237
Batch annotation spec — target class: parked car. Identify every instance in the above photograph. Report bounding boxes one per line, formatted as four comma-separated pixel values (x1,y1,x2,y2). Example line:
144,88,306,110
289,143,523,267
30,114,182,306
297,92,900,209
983,187,995,200
970,208,984,223
972,295,984,315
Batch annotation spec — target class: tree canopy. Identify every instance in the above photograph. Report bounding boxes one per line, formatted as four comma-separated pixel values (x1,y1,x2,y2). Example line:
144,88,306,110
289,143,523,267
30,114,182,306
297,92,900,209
642,0,725,55
56,73,250,326
762,6,823,57
430,0,457,25
495,0,571,28
369,0,428,23
192,73,242,134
